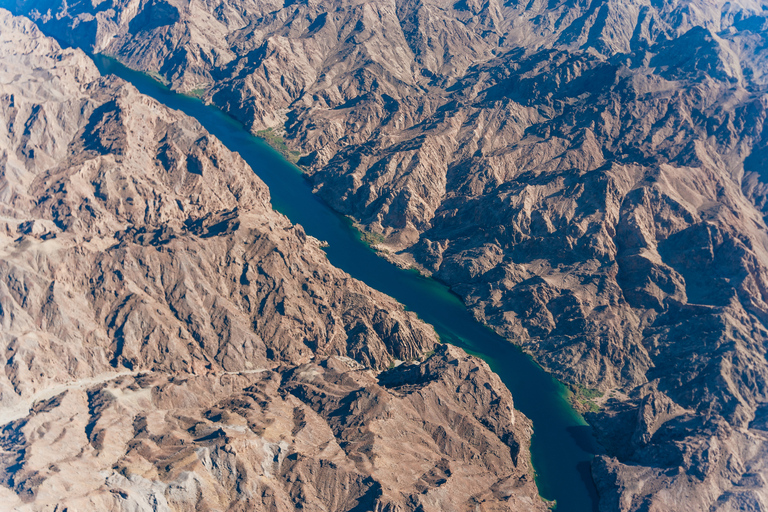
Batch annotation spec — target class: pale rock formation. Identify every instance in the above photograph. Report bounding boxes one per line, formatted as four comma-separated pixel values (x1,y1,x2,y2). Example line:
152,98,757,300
7,0,768,508
0,11,544,511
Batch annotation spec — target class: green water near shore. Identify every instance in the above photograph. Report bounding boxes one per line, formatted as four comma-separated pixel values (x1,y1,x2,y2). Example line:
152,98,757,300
93,54,602,512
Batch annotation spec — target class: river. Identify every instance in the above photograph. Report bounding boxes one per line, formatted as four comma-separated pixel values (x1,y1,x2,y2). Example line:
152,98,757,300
93,54,602,512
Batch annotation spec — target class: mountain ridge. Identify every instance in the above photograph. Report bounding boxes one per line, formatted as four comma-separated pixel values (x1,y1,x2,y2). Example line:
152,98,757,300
0,10,546,511
5,0,768,509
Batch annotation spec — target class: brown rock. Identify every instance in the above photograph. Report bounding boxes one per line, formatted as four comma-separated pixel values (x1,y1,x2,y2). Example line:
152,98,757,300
9,0,768,508
0,11,545,511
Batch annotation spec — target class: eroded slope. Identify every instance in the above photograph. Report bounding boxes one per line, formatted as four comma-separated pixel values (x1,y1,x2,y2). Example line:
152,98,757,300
8,0,768,509
0,11,544,511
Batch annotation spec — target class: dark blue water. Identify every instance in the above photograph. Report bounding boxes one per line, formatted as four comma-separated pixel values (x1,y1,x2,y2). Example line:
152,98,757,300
93,54,601,511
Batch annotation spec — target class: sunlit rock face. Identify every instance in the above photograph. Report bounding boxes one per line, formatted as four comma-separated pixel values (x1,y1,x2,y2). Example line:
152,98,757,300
6,0,768,508
0,10,548,511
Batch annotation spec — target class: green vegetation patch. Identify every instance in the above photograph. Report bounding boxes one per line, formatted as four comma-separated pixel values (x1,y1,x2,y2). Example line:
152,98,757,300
568,385,603,413
256,127,300,163
359,230,385,247
185,87,206,98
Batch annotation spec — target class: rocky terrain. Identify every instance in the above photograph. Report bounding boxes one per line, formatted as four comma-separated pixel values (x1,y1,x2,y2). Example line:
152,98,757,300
0,11,546,511
6,0,768,509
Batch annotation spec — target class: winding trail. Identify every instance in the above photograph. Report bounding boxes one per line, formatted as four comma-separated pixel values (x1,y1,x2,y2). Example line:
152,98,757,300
0,370,139,426
0,368,272,427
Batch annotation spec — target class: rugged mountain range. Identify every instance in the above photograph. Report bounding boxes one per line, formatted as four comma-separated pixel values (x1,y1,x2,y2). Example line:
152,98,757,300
5,0,768,509
0,11,545,511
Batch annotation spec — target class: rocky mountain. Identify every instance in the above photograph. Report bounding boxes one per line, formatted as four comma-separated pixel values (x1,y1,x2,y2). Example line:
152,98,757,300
0,11,545,511
6,0,768,509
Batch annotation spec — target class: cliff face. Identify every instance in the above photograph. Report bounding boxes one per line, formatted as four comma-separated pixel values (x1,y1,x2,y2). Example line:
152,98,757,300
0,11,545,511
7,0,768,509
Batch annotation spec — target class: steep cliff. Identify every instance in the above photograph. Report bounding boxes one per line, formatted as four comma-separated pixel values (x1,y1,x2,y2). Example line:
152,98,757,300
6,0,768,509
0,11,544,511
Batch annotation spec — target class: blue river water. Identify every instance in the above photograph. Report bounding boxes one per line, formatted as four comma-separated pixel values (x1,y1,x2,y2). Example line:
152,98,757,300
92,54,602,512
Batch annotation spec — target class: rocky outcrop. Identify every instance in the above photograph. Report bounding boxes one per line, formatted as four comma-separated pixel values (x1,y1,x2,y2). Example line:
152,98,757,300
7,0,768,509
1,345,544,512
0,11,544,511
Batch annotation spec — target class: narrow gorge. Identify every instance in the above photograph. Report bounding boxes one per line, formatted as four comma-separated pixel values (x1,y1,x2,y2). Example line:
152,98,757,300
2,0,768,510
0,12,547,511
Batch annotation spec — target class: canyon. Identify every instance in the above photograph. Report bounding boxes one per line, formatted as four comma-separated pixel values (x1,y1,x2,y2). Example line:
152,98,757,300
0,11,545,511
3,0,768,509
